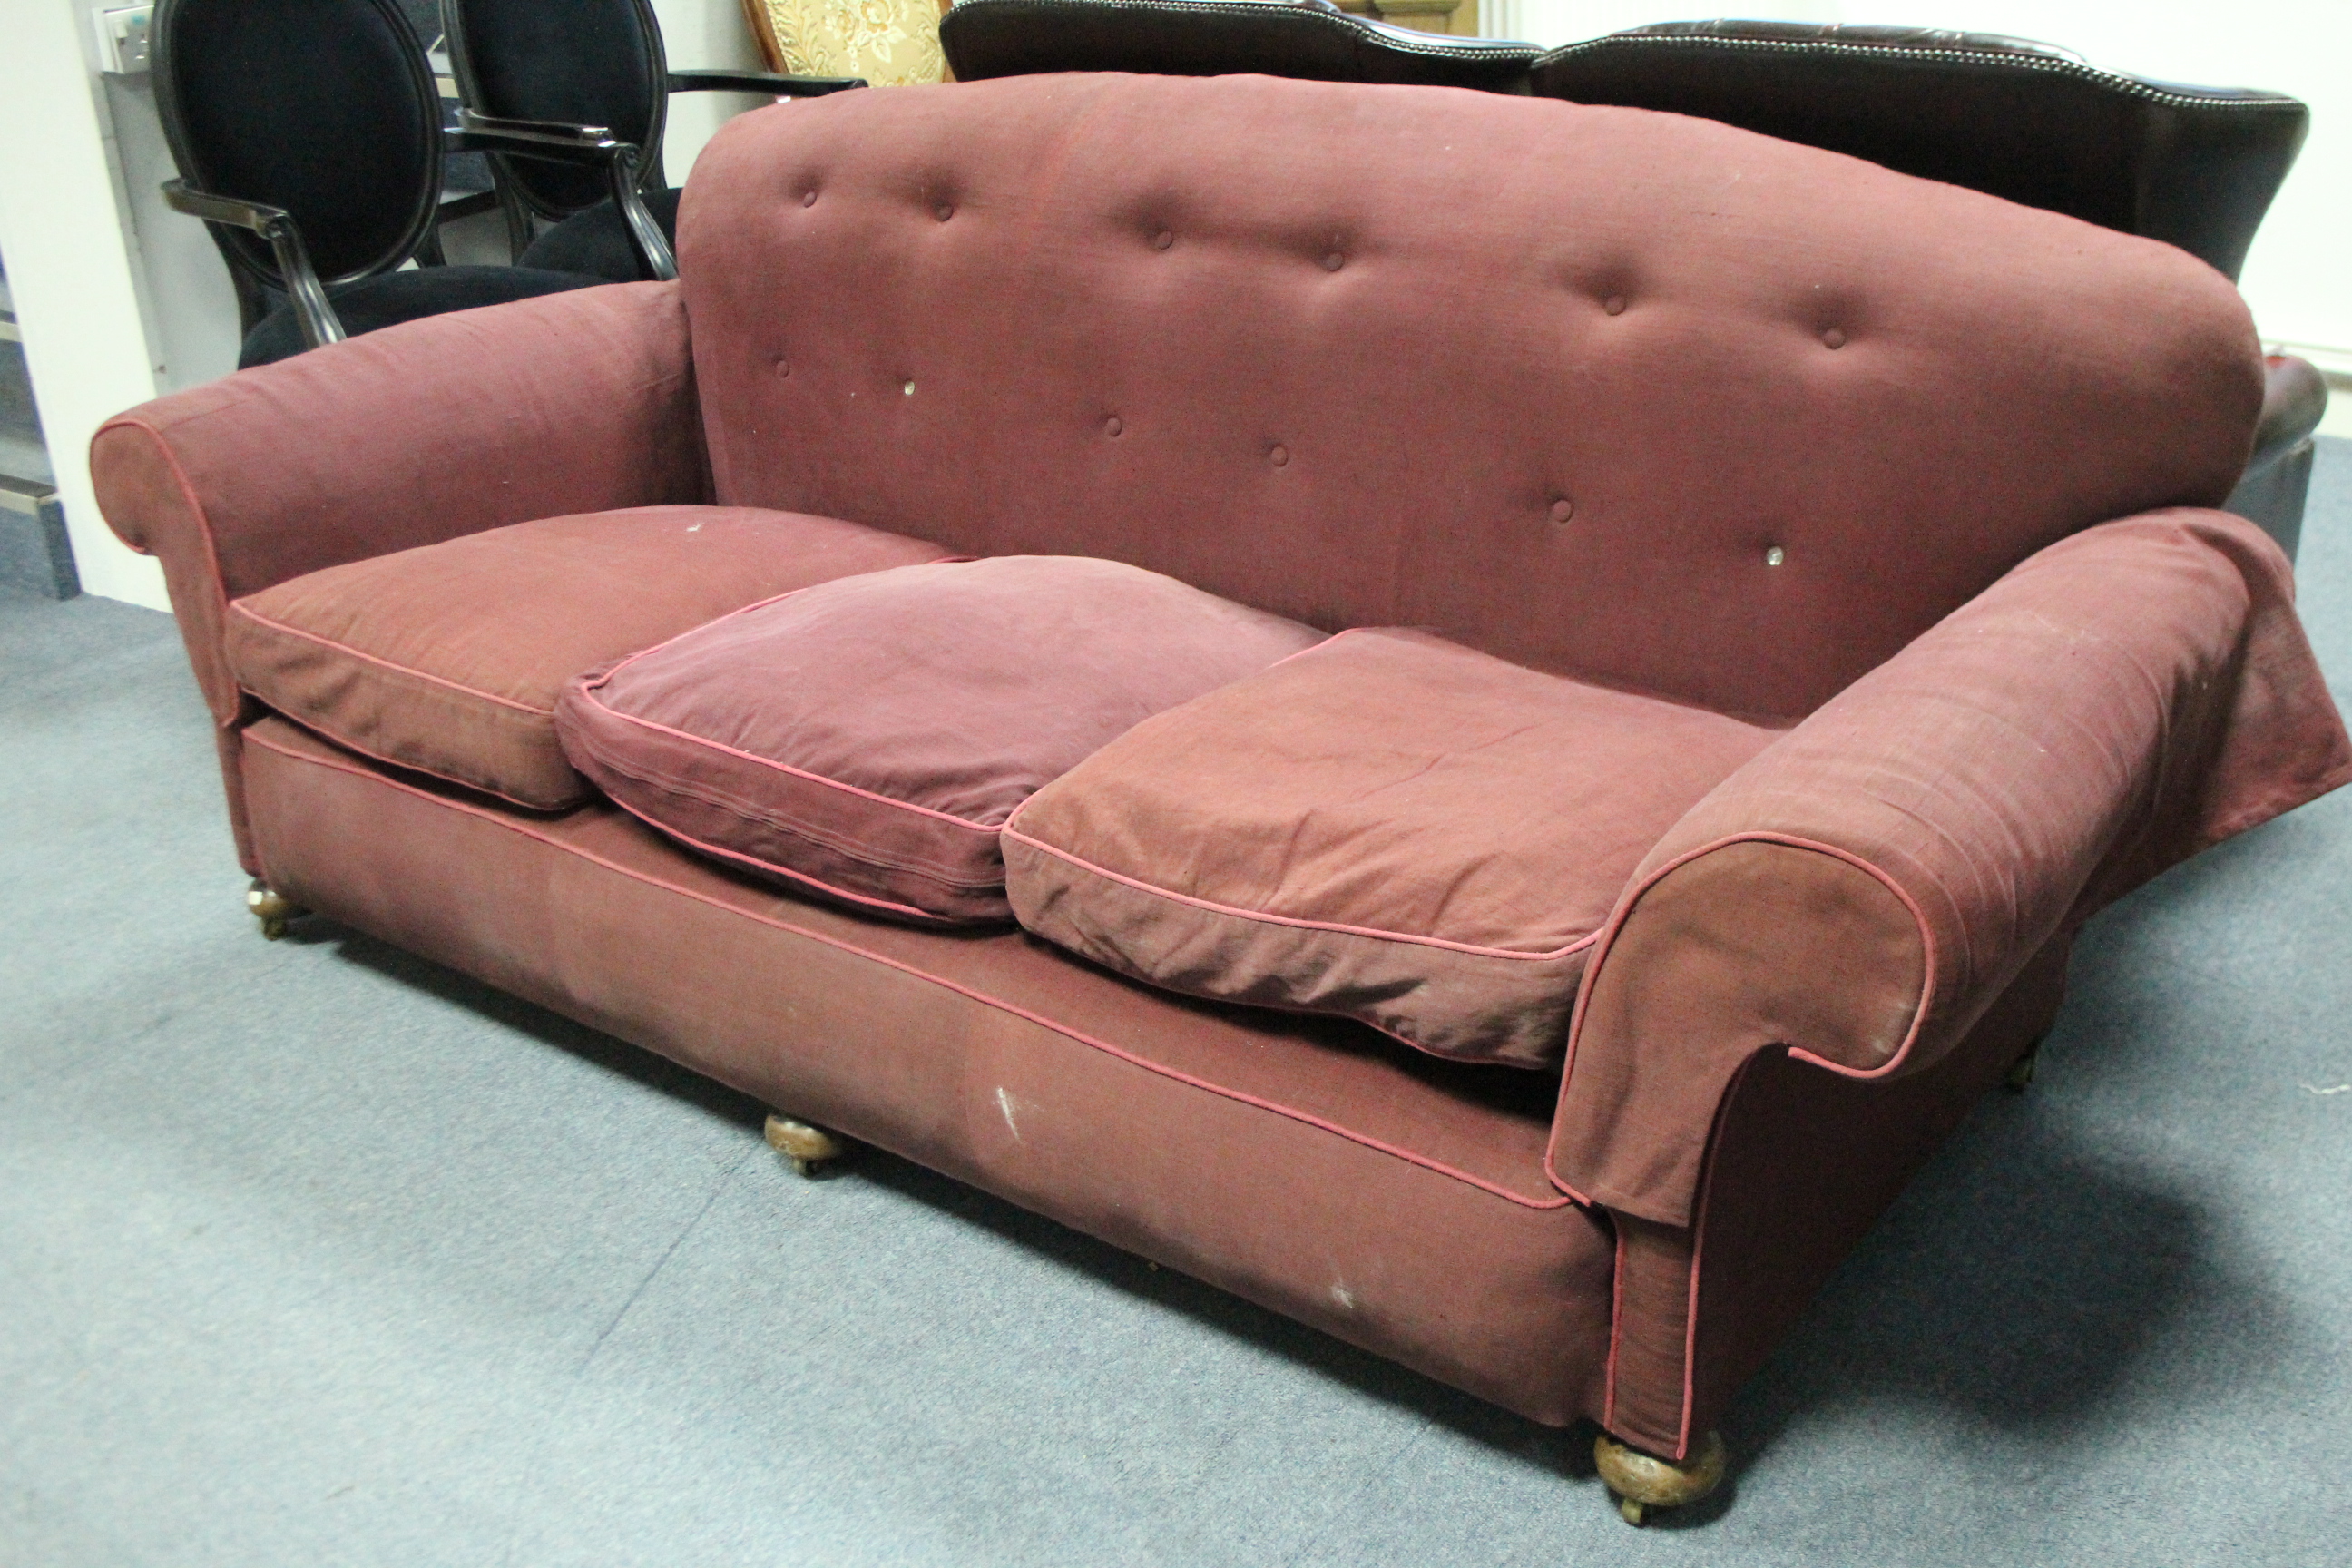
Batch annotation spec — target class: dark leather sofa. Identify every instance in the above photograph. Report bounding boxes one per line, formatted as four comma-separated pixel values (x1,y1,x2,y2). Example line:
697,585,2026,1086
940,0,1539,88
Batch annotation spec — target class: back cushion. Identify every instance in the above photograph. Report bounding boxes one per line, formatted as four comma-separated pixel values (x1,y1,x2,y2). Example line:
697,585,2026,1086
677,73,2261,718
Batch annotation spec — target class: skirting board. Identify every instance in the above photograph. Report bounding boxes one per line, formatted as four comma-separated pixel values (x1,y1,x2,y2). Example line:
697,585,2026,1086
1,474,80,600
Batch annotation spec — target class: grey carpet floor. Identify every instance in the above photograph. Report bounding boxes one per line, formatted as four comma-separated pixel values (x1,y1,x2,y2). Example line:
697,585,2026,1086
5,456,2349,1568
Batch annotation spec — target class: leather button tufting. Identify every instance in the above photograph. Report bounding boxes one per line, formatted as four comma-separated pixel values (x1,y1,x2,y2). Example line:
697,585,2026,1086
800,190,818,208
1104,416,1123,437
1765,545,1787,566
1321,252,1345,272
935,203,955,222
902,380,916,397
1269,445,1290,467
1822,328,1847,349
1603,296,1626,317
773,358,790,379
1152,230,1173,250
1550,499,1574,524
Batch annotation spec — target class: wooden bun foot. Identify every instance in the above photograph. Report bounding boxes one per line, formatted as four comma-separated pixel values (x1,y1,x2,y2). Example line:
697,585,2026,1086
764,1113,851,1177
246,879,306,941
1595,1428,1726,1526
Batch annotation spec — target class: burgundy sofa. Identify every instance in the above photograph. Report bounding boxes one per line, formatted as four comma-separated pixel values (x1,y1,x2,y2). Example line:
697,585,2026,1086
91,74,2352,1522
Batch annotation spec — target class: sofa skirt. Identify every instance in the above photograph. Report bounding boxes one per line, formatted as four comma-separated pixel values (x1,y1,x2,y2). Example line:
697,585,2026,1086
239,717,1618,1428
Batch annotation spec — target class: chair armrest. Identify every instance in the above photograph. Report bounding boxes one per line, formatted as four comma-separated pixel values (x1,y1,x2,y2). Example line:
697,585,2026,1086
1549,509,2351,1227
665,69,867,97
162,180,344,350
88,282,707,725
2251,354,2327,469
446,112,677,280
2224,355,2328,558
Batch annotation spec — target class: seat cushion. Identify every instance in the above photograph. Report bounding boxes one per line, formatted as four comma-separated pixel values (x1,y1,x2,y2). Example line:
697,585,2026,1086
554,554,1327,924
226,506,953,808
518,186,683,284
1002,628,1783,1067
237,265,612,368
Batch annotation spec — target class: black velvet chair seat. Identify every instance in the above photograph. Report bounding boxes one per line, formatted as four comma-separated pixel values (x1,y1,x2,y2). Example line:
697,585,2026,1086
518,186,683,282
240,266,608,368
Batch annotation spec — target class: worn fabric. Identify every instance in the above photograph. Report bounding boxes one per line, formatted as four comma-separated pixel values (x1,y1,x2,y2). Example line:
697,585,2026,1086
84,74,2348,1462
1006,628,1779,1066
1551,510,2352,1229
556,556,1325,923
225,507,951,808
679,72,2261,720
93,281,706,730
240,714,1612,1426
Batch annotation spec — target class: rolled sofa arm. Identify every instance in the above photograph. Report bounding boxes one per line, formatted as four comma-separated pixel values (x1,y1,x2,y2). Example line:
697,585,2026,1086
1550,509,2351,1228
90,281,706,725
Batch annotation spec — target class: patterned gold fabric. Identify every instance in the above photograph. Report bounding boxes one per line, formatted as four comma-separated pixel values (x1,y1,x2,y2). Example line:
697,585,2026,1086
740,0,948,85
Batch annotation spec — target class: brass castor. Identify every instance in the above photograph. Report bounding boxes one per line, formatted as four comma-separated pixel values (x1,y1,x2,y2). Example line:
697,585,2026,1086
764,1113,850,1178
1595,1428,1726,1526
2004,1046,2040,1093
245,879,306,941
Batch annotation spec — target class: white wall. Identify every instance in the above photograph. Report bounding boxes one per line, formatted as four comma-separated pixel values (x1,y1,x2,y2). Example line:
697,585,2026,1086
0,0,170,608
1502,3,2352,370
650,0,777,185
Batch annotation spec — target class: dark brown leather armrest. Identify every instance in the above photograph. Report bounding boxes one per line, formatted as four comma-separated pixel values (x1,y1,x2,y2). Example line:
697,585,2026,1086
2253,353,2327,461
2223,355,2328,558
941,0,1538,91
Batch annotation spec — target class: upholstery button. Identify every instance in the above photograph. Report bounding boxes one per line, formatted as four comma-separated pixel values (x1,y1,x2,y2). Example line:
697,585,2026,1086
1765,544,1787,566
1550,498,1573,524
1269,445,1290,467
935,202,955,222
1104,416,1123,437
1822,328,1847,349
800,190,818,208
1152,230,1174,250
902,380,916,397
1603,296,1626,317
773,358,790,379
1321,252,1345,272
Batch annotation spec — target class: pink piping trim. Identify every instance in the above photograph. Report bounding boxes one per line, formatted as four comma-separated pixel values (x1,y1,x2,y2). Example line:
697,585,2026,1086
593,773,975,924
246,725,1575,1211
570,679,1004,834
1602,1220,1626,1430
1679,1205,1705,1456
239,707,575,816
1544,828,1940,1198
95,417,240,724
1001,827,1602,960
1562,834,1939,1452
227,600,551,715
1591,1200,1706,1460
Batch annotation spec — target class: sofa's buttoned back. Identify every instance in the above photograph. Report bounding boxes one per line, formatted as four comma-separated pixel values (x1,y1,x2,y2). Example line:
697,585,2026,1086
677,73,2262,719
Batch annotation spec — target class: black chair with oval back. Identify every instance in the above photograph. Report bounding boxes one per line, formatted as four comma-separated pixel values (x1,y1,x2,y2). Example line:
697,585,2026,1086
441,0,867,283
153,0,677,368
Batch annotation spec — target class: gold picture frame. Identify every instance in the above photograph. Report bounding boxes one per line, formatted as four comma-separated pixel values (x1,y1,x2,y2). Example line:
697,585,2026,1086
740,0,952,85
